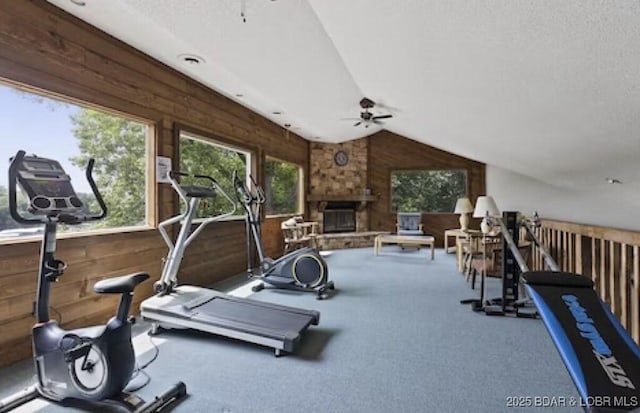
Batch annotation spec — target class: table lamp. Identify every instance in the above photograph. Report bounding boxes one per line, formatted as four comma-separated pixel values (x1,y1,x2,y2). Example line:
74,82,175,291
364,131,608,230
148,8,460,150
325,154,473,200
453,197,474,231
473,196,500,234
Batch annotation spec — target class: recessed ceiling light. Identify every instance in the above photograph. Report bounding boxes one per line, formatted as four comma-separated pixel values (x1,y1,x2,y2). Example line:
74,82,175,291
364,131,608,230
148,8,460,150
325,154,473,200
606,177,622,184
70,0,86,5
272,111,282,115
284,123,291,128
178,54,205,65
235,94,244,98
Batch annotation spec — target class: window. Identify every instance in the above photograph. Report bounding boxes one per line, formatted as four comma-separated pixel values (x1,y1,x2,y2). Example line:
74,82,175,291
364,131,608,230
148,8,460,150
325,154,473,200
264,158,302,216
391,169,467,213
178,131,251,219
0,80,151,240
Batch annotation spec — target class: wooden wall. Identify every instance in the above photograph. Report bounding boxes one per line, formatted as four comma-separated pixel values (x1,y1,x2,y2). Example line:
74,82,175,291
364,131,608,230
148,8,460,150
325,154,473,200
368,130,486,246
0,0,307,367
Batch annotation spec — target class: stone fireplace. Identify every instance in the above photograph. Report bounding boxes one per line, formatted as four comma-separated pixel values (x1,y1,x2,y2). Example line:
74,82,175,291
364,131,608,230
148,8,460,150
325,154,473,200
308,139,388,249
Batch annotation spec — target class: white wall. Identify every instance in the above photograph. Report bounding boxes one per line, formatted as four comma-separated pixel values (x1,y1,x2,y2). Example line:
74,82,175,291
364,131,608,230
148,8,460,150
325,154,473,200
486,165,640,232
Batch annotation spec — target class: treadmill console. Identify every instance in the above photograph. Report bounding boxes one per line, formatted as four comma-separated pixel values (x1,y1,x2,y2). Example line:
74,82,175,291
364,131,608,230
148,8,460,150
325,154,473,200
13,154,83,215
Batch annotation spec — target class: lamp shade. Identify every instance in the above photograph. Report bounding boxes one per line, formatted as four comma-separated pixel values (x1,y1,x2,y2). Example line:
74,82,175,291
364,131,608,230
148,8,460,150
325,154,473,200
473,196,500,218
453,197,473,214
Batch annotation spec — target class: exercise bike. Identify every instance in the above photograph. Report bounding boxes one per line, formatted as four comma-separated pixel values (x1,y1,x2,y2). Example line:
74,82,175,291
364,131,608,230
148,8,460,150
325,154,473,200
233,171,334,299
0,151,187,413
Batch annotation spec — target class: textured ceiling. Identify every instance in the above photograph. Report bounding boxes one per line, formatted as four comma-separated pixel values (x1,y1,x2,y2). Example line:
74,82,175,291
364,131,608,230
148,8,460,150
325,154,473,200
46,0,640,199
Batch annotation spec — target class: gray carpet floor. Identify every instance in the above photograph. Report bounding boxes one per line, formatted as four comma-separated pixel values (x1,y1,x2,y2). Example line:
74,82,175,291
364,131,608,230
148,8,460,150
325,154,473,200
0,247,582,412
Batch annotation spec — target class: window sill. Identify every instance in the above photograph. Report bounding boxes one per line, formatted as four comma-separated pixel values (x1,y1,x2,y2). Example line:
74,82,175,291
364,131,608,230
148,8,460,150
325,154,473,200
190,215,245,224
265,213,302,219
0,225,155,246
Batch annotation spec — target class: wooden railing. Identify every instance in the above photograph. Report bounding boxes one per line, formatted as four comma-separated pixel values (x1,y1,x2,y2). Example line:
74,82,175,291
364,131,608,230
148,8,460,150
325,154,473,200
527,219,640,344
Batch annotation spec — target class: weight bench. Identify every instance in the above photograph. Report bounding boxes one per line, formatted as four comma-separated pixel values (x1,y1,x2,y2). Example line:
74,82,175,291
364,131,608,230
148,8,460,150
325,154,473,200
524,271,640,413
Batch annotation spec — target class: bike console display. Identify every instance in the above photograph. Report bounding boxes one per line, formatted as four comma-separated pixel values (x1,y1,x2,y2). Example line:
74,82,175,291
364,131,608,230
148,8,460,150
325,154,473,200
15,155,82,214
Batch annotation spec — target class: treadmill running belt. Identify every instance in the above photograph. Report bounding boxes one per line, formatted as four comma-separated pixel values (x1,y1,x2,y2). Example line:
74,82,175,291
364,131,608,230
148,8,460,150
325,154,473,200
192,297,315,332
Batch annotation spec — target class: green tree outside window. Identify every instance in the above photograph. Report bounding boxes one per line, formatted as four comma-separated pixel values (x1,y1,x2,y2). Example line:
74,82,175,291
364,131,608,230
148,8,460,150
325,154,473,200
179,134,248,218
391,170,467,213
264,158,301,215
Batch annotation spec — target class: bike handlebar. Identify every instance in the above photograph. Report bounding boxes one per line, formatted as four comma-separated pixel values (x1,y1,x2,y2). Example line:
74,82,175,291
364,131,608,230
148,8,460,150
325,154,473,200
8,150,107,225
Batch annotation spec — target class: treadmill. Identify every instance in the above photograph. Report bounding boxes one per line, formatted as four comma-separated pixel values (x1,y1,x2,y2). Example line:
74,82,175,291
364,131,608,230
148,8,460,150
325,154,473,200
140,171,320,356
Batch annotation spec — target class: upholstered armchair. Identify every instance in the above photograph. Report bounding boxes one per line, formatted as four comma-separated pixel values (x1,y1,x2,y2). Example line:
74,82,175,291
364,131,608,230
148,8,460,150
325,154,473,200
396,212,424,236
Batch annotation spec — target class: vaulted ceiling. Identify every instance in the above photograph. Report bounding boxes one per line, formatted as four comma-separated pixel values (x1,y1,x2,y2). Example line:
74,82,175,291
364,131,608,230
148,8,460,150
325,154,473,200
47,0,640,200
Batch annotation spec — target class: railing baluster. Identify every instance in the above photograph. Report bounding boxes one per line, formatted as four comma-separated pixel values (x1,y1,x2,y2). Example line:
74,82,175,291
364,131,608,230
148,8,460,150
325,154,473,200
568,232,573,273
633,246,639,343
591,237,597,283
575,234,582,275
609,241,618,317
620,243,628,329
600,239,607,303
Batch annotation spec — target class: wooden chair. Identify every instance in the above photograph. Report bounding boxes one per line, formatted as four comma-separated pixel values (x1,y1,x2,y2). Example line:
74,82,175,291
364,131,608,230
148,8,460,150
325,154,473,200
281,216,318,253
468,239,531,289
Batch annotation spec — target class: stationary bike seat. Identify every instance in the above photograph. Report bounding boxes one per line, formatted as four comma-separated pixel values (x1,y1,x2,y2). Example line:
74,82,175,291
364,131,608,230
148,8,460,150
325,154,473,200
94,272,149,294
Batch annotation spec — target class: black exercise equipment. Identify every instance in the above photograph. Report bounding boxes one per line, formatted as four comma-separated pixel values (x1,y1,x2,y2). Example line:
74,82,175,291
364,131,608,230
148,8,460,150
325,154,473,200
233,171,335,299
0,151,187,413
461,211,537,317
140,170,321,356
494,212,639,412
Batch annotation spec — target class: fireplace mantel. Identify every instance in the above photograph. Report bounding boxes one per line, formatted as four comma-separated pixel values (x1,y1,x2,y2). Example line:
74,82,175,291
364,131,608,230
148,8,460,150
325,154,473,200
306,193,378,212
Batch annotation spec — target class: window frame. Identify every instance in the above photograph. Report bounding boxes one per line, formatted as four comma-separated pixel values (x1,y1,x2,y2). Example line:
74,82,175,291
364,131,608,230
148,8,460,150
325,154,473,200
389,167,469,214
174,123,257,222
263,155,304,218
0,77,156,245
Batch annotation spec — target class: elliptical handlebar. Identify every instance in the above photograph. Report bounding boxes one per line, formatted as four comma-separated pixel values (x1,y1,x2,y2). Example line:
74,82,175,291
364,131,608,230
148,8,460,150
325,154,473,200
233,170,252,205
166,170,237,219
249,174,266,204
233,170,265,206
9,150,107,225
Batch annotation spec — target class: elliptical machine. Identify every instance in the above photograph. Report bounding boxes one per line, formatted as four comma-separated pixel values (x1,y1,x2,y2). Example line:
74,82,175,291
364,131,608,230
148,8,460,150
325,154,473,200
233,171,334,300
0,151,186,413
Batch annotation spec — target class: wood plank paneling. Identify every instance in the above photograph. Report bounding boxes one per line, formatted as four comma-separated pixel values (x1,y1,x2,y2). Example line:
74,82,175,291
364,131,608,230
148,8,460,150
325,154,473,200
368,130,485,246
0,0,308,367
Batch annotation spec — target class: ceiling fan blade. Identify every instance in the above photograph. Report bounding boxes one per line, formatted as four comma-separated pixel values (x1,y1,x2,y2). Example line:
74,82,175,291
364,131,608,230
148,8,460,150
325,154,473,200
341,117,362,121
372,114,393,120
353,121,362,127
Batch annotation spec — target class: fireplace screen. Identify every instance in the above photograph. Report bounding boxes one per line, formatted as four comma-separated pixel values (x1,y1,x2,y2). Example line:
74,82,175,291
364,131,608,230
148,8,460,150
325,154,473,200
323,207,356,233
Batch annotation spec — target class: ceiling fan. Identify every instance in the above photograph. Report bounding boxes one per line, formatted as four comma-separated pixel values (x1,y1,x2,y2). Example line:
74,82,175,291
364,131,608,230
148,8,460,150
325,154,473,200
343,97,393,128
